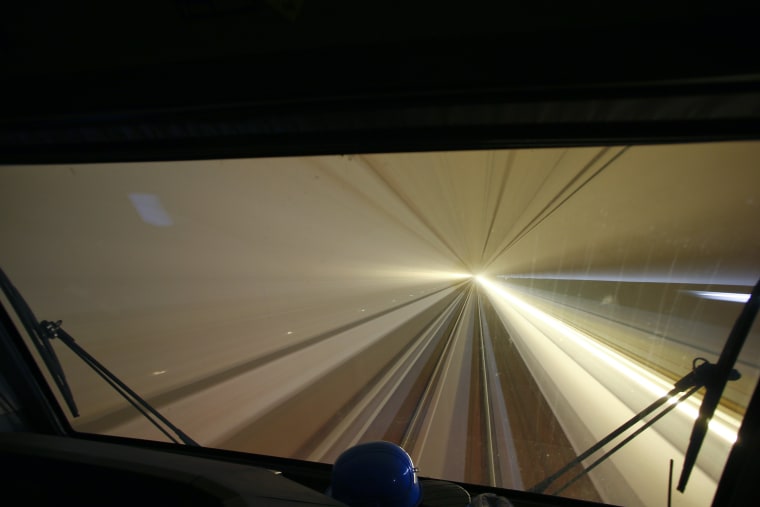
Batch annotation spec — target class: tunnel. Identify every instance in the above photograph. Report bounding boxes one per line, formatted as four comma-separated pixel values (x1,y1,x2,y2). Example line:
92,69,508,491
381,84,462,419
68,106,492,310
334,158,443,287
1,140,759,506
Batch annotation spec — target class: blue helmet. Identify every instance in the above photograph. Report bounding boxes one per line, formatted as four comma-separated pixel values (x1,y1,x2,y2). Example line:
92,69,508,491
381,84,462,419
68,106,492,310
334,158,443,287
329,441,422,507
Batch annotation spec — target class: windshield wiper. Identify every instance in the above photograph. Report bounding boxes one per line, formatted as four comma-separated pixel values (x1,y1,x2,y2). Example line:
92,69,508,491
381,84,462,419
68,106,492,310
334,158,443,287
530,277,760,496
529,357,731,495
0,267,79,417
677,278,760,491
0,267,198,446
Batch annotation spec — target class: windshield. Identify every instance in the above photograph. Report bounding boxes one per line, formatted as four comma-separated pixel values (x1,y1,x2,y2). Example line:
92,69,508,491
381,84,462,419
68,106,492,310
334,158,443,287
1,141,759,506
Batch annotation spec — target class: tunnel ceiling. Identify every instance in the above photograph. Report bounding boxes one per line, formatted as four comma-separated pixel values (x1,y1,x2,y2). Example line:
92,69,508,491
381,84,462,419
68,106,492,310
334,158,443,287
2,141,759,314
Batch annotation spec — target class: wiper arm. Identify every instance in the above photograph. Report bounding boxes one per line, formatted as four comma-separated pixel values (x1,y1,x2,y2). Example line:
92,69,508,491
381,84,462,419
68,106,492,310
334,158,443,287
41,320,199,446
530,278,759,496
0,267,198,446
529,357,731,495
0,267,78,417
677,277,760,492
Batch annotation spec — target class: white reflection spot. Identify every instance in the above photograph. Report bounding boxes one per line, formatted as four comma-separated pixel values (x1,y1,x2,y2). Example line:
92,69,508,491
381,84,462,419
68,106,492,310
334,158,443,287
286,331,293,335
688,291,750,303
152,370,167,376
129,193,173,227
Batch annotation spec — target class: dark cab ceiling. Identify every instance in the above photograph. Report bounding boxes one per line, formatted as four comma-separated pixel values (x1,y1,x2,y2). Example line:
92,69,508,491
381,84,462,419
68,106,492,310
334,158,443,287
2,1,760,162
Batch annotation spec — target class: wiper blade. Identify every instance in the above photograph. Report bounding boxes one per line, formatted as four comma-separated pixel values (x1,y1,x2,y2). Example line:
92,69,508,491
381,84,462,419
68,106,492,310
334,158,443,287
677,277,760,492
41,320,199,446
530,278,759,496
529,357,729,495
0,267,198,446
0,267,78,417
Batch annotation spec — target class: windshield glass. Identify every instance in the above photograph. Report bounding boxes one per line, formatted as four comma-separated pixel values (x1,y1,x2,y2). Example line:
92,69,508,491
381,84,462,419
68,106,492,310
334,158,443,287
2,141,759,506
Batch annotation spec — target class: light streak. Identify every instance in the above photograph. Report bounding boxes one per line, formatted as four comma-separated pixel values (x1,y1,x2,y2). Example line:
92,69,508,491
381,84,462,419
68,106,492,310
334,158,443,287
688,291,751,303
362,269,473,281
476,276,741,444
499,273,757,286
